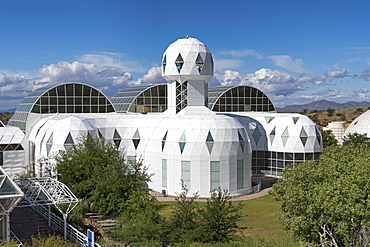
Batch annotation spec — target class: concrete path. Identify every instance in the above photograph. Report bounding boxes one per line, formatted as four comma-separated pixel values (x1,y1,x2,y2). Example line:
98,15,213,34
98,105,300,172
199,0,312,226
154,177,277,202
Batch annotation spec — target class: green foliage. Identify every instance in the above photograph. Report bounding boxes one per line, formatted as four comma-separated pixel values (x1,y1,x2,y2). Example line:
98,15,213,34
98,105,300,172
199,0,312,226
342,132,370,146
113,187,243,246
271,145,370,246
112,189,166,247
189,236,296,247
18,234,79,247
310,114,319,124
356,107,363,112
336,112,344,117
55,134,152,216
197,188,243,243
168,186,200,244
321,129,338,147
326,108,335,114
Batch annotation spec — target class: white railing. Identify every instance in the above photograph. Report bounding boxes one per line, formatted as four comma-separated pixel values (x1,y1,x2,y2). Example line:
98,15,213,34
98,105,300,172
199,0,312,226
9,230,22,246
251,177,261,194
32,205,101,247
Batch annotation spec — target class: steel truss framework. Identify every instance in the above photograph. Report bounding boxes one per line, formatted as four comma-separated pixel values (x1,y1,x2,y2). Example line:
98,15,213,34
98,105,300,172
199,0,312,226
14,177,78,215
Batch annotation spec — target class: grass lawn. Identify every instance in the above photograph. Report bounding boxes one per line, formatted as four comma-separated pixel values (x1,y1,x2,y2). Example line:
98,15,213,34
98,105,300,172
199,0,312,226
158,194,299,246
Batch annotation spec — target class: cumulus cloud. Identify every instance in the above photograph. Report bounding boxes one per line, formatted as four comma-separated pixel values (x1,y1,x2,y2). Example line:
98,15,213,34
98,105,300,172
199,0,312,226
359,69,370,81
270,55,306,73
214,59,243,71
325,68,348,78
219,49,263,59
215,68,309,96
78,52,146,73
130,67,166,86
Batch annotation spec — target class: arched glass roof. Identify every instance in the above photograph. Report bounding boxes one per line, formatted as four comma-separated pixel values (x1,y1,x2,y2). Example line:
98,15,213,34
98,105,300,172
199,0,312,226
112,84,167,113
8,83,115,133
208,85,275,112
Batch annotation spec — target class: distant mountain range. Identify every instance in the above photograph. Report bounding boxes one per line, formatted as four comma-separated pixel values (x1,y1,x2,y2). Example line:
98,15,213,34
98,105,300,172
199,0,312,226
0,108,16,113
276,100,370,113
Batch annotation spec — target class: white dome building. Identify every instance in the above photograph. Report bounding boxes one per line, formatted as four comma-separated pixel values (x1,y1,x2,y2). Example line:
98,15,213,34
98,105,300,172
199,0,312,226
6,37,322,197
344,110,370,138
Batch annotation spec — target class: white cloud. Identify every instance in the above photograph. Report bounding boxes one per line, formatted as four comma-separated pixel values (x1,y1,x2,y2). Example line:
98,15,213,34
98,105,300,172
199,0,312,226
214,59,243,71
325,68,348,78
78,52,146,73
270,55,306,73
219,49,263,59
215,68,308,96
359,69,370,81
130,67,166,86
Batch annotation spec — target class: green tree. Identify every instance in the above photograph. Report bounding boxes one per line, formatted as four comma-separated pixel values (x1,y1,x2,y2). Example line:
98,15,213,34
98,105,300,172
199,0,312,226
271,145,370,246
168,184,200,244
197,187,243,243
321,129,338,147
55,134,152,216
113,190,166,247
342,132,370,146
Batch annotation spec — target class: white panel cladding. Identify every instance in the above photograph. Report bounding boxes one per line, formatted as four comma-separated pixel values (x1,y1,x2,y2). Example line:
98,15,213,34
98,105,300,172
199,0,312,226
345,110,370,139
162,37,213,83
187,80,207,106
0,126,29,177
27,111,253,198
230,112,322,153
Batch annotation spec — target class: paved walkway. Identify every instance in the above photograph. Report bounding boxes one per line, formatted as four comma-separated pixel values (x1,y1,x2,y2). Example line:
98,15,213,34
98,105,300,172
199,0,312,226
154,177,277,202
10,207,60,245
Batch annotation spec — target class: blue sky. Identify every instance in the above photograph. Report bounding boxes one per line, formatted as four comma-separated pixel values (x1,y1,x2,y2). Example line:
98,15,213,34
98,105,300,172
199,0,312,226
1,0,370,110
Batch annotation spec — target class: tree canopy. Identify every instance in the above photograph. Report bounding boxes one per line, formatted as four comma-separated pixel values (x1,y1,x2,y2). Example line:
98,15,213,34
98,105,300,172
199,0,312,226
321,129,338,147
55,134,152,216
271,145,370,246
342,132,370,146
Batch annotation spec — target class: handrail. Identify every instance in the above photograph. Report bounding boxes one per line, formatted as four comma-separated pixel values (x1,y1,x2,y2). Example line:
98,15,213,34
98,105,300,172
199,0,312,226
32,205,101,247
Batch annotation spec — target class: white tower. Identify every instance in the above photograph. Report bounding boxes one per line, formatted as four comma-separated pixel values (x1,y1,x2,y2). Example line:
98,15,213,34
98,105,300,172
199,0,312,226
162,37,214,114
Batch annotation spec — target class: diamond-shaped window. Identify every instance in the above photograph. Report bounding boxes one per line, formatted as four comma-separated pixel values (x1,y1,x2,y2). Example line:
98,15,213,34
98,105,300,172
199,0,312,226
132,129,140,150
64,133,74,151
175,54,184,73
179,131,186,154
206,131,214,154
300,127,308,146
265,117,275,124
282,127,289,147
162,131,168,152
196,53,204,73
238,130,245,153
292,117,300,124
315,126,321,145
162,55,167,73
269,127,276,145
113,129,122,148
46,133,53,156
252,127,261,145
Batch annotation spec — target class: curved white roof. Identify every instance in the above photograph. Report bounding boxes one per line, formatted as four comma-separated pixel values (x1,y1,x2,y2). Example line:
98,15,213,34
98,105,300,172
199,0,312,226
344,110,370,136
162,37,214,83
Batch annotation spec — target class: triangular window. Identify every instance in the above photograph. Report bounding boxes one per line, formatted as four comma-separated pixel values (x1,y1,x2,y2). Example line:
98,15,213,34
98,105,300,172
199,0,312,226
175,54,184,73
162,55,167,73
196,53,204,73
162,131,168,152
64,133,74,151
269,127,276,145
179,131,186,154
315,126,321,146
292,117,300,124
238,130,245,153
132,129,141,150
46,133,53,156
265,116,275,124
206,131,214,154
282,127,289,147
